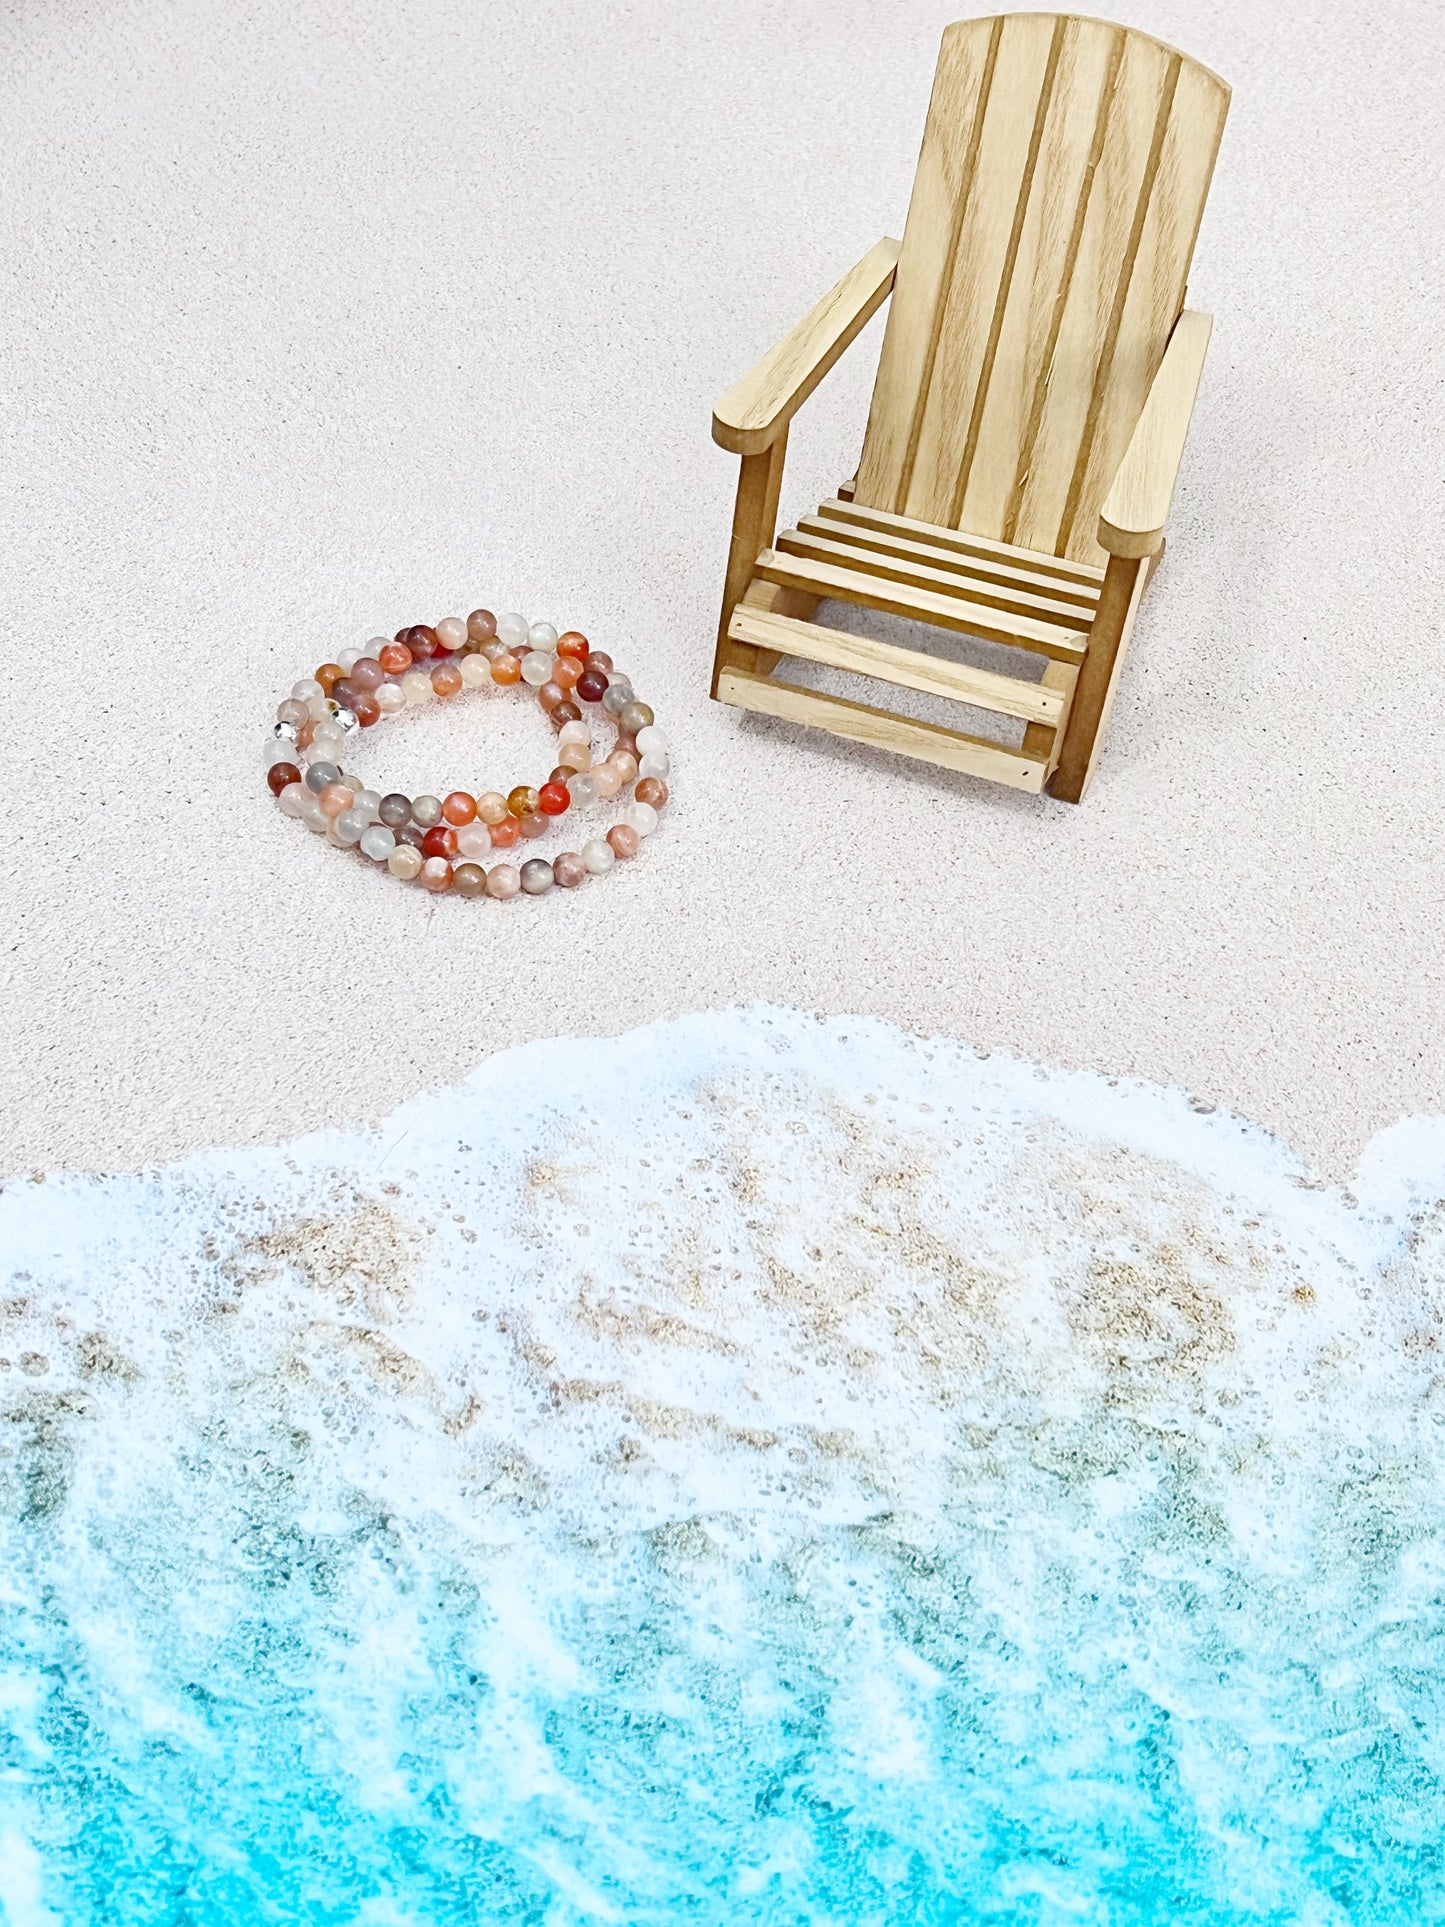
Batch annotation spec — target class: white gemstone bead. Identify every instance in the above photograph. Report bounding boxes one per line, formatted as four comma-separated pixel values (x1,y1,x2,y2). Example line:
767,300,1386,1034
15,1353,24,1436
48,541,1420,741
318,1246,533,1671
354,789,382,821
435,616,468,652
374,680,406,713
311,720,345,748
337,646,365,672
495,612,529,648
304,801,331,834
335,808,369,844
265,739,297,768
291,678,323,702
278,782,310,817
454,822,492,860
365,636,391,655
625,801,658,838
359,824,396,862
520,652,552,687
527,621,559,651
307,694,332,721
567,772,598,808
639,753,669,780
388,844,423,880
459,653,492,687
401,670,434,705
582,838,615,875
557,720,590,747
634,726,669,755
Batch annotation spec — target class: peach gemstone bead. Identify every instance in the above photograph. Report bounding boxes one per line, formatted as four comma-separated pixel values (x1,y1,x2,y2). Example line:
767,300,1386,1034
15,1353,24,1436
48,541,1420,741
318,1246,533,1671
558,743,590,772
552,656,582,690
518,811,549,840
388,844,424,880
442,790,478,826
420,857,454,892
489,817,520,849
435,616,469,652
477,791,509,826
401,670,434,705
431,663,463,698
635,777,668,809
557,720,590,748
606,823,640,860
379,642,412,676
552,851,587,889
592,763,624,800
609,751,639,784
490,654,522,686
537,681,565,712
454,822,493,860
459,653,492,688
319,783,355,818
467,609,497,642
485,863,522,900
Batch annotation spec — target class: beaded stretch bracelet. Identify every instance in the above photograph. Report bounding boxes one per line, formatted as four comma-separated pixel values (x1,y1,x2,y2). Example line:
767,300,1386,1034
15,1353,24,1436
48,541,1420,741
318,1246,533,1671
264,609,670,898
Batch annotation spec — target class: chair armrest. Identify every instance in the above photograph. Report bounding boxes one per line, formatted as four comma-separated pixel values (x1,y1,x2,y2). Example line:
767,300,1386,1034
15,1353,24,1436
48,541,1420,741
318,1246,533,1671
712,237,901,456
1097,310,1214,558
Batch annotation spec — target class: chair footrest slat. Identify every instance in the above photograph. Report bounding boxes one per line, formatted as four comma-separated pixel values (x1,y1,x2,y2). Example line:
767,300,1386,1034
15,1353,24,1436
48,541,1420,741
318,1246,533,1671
728,606,1067,725
780,524,1095,626
754,550,1089,663
717,666,1049,792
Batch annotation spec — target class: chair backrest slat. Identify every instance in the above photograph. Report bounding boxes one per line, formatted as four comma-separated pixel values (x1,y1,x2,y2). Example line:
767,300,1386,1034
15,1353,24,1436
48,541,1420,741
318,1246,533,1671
854,13,1228,563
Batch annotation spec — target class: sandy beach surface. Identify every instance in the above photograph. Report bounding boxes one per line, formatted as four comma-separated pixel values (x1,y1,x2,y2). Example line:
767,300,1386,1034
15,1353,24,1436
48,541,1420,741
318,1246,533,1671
2,0,1442,1181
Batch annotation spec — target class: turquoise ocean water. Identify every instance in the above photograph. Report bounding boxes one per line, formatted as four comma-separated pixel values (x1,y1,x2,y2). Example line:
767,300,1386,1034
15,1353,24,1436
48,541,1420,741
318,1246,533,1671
2,1009,1444,1924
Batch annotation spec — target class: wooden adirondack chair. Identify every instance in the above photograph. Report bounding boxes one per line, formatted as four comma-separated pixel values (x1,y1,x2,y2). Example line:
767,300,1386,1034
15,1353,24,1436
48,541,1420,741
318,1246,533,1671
710,13,1229,802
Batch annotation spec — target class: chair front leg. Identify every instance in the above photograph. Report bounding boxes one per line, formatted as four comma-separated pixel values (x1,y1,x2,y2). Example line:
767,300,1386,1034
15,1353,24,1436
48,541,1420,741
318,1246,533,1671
711,429,789,695
1048,551,1148,803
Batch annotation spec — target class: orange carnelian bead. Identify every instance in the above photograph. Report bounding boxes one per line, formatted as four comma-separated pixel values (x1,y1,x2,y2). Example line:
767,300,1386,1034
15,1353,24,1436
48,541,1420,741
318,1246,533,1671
442,790,478,826
316,663,345,694
489,817,520,848
422,825,458,859
538,782,570,816
490,654,522,686
556,631,589,661
552,656,582,690
506,785,539,819
352,693,381,727
379,642,412,676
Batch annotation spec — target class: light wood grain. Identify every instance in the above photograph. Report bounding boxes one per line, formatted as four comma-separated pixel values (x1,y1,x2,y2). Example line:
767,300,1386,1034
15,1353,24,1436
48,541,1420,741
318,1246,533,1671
712,238,901,456
816,496,1104,588
717,665,1049,792
1048,549,1147,800
782,520,1093,627
1097,309,1212,554
729,604,1068,724
754,548,1089,661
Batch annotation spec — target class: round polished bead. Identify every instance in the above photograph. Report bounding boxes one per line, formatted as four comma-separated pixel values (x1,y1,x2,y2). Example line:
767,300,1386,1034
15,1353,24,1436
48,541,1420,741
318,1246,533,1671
335,808,369,844
558,743,590,772
482,638,511,662
396,822,428,851
467,609,497,642
336,647,365,673
607,823,641,860
420,857,454,892
401,670,434,705
375,681,406,714
581,837,616,875
552,656,582,690
575,670,608,703
507,785,539,819
520,652,552,687
431,663,463,698
567,771,599,808
306,693,333,722
624,801,658,838
435,616,469,652
455,821,493,860
551,701,582,728
292,677,324,702
406,625,439,660
268,760,301,795
635,777,669,810
537,681,566,712
635,725,668,755
490,653,522,686
315,664,345,694
552,851,587,889
453,861,487,897
639,752,670,780
303,712,340,744
320,784,355,818
411,794,443,828
378,793,412,828
350,657,385,692
518,811,549,840
266,738,299,769
278,781,310,818
585,651,613,673
619,701,654,735
352,693,381,727
277,698,310,727
360,824,396,861
609,750,639,784
557,631,590,662
489,817,520,848
592,762,624,800
557,719,591,747
388,843,424,880
306,761,340,793
354,789,382,821
538,782,570,816
527,621,559,652
442,790,478,826
422,825,458,859
476,791,509,825
379,642,413,676
459,653,492,687
496,612,530,648
295,721,317,750
303,800,331,834
519,858,554,896
601,683,634,716
548,766,573,785
486,863,521,900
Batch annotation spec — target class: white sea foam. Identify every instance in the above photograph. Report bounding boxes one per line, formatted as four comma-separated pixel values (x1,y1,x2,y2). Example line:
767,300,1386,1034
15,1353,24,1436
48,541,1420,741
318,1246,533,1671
1,1006,1443,1923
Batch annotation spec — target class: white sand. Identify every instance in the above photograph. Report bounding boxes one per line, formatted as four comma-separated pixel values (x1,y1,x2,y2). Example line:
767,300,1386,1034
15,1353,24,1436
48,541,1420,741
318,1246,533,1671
2,0,1442,1180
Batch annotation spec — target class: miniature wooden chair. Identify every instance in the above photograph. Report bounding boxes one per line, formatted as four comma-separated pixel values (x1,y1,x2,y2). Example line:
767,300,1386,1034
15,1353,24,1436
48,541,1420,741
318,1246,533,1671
710,13,1229,801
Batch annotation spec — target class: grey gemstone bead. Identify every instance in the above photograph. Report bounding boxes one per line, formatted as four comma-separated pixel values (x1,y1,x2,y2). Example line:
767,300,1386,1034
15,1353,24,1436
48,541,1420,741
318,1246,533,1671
519,858,554,895
411,794,443,828
378,793,412,828
305,761,340,793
